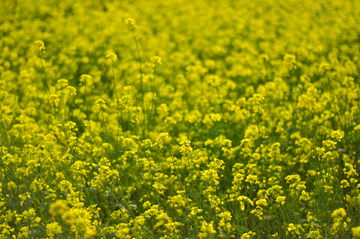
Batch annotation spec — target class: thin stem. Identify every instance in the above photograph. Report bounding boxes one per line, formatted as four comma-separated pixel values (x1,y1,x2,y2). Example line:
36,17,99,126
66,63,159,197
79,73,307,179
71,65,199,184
101,110,110,145
39,56,50,95
150,66,157,132
84,83,89,119
345,87,348,132
257,105,261,139
257,105,263,162
357,89,360,124
38,55,70,147
0,114,10,149
132,30,146,139
83,82,96,143
327,77,343,130
111,59,122,150
112,60,120,102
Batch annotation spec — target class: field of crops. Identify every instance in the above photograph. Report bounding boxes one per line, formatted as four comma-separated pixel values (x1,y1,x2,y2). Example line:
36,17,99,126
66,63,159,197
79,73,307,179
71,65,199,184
1,0,360,238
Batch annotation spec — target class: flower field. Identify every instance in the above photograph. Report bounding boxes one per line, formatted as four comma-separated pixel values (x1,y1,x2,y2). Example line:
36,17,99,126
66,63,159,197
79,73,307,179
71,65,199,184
1,0,360,238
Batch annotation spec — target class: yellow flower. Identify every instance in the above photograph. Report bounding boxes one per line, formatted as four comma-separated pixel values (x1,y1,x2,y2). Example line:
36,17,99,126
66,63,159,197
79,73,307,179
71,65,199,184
80,74,92,85
219,211,232,221
256,199,268,207
164,116,176,125
48,94,60,107
352,226,360,238
253,94,265,104
306,230,323,239
283,54,297,70
200,221,216,234
125,18,137,30
276,196,286,205
46,222,62,238
106,53,118,64
330,130,344,142
180,140,193,155
34,40,46,54
241,231,256,239
331,208,346,220
319,62,330,73
341,180,350,188
94,99,108,113
156,133,172,149
49,200,69,219
245,174,259,184
151,56,162,67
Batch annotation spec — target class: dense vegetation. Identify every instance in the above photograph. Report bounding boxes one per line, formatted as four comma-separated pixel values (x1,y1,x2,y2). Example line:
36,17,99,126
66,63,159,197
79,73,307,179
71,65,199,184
1,0,360,238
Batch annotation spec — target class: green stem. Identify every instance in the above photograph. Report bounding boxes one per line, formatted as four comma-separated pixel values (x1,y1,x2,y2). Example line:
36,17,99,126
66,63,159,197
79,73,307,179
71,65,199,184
84,81,89,120
257,105,263,162
38,55,70,148
132,30,146,139
327,77,343,130
0,114,10,149
150,66,157,132
39,56,50,95
101,110,110,148
111,59,122,151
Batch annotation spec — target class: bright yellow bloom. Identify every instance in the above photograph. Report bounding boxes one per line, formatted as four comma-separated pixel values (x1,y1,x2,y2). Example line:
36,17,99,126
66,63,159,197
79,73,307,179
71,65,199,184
331,208,346,220
276,196,286,205
352,226,360,238
46,222,63,238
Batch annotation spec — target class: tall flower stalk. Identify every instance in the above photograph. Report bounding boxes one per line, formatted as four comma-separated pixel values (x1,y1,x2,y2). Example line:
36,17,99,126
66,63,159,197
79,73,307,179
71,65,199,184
149,56,162,132
106,53,122,150
34,41,70,147
125,18,147,139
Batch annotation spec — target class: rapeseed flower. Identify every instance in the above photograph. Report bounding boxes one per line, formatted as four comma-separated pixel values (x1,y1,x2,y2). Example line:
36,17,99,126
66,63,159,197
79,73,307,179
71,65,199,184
125,18,137,30
2,0,360,238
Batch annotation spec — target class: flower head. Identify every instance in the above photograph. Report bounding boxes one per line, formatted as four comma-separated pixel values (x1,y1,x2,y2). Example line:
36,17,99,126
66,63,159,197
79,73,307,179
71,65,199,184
252,94,265,105
106,53,118,64
94,99,108,113
151,56,162,67
34,40,46,54
125,18,137,30
180,140,193,155
48,94,60,107
79,74,92,86
283,54,296,70
156,133,172,149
